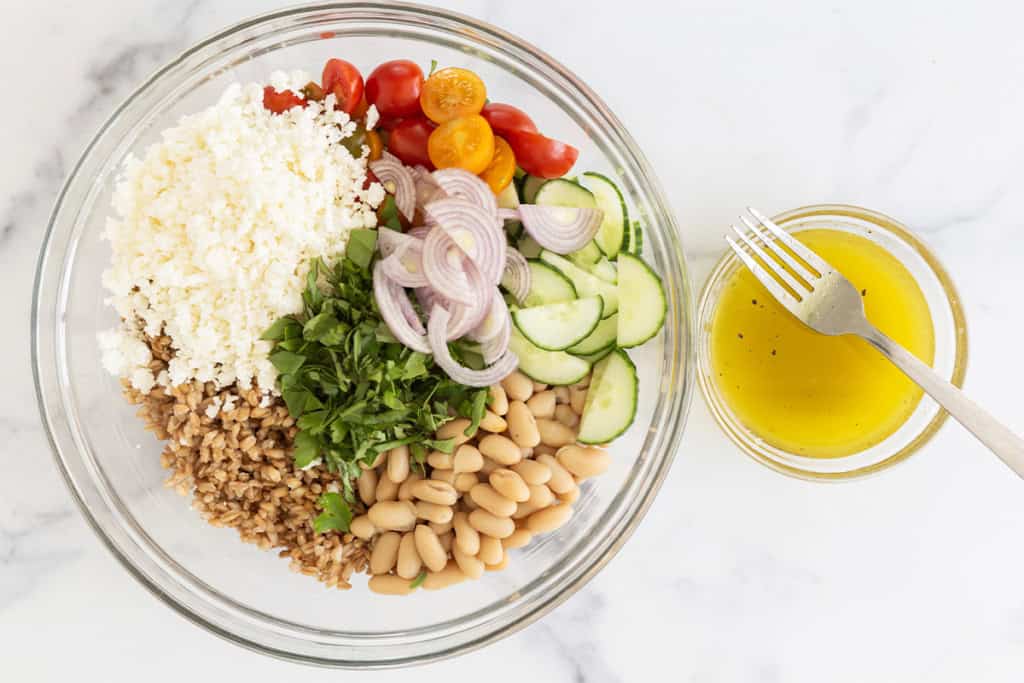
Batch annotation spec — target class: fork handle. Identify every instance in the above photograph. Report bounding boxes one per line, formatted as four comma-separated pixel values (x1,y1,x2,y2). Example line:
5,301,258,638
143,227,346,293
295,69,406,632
860,325,1024,479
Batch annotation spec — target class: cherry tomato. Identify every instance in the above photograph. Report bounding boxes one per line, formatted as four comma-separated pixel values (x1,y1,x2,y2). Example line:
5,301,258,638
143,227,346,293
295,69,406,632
420,67,487,124
321,58,364,114
366,130,384,161
504,130,579,178
388,117,436,168
481,103,538,137
262,86,306,114
428,114,495,174
366,60,425,118
479,136,516,193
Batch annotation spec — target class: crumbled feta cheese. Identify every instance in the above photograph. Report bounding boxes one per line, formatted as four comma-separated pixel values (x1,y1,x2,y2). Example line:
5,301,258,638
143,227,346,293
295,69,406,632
100,76,383,392
365,104,380,130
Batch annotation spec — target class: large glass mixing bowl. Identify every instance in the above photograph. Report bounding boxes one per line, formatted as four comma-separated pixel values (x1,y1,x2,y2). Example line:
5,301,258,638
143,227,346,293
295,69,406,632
32,2,693,667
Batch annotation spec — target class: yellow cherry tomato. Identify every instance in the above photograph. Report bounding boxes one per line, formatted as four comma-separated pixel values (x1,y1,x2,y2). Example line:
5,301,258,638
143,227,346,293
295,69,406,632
479,136,516,194
428,115,495,174
420,67,487,124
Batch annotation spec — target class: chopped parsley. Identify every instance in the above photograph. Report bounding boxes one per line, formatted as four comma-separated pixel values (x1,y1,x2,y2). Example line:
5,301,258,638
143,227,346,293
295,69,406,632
263,230,489,529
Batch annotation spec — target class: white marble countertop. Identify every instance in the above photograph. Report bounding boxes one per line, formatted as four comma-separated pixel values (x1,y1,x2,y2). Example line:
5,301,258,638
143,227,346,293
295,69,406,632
6,1,1024,680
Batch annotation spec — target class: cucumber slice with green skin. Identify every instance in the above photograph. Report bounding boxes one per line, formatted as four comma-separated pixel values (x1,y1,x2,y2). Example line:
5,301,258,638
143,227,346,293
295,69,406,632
509,329,592,386
582,172,628,259
567,240,603,267
571,346,614,365
523,259,576,307
512,296,603,351
624,220,643,255
520,175,549,204
587,257,618,284
577,349,638,444
517,235,542,258
616,253,667,348
540,250,619,318
534,178,597,209
568,313,617,355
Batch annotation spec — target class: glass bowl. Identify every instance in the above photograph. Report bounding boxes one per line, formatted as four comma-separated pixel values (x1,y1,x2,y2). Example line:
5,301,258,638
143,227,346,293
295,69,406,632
32,1,693,668
697,204,967,481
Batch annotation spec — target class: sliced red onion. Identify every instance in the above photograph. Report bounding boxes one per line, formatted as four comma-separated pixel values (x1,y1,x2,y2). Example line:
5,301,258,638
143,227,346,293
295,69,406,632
370,157,416,221
398,288,426,335
446,259,493,340
481,321,511,364
498,208,520,222
407,225,431,240
373,262,430,353
469,290,510,343
377,227,418,258
421,228,475,304
425,198,507,285
432,168,498,216
518,205,604,254
379,240,428,288
412,165,446,207
501,248,531,304
428,305,519,387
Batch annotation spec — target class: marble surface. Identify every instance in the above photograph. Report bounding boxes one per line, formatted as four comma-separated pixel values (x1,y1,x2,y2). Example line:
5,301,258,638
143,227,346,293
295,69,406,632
6,1,1024,680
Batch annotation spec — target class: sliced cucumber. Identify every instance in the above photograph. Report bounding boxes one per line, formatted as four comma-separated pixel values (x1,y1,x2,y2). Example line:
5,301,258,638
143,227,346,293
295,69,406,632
517,235,542,258
534,178,596,209
616,253,666,348
582,172,628,259
512,296,603,351
520,175,548,204
568,313,617,355
587,257,618,284
624,220,643,255
510,329,591,386
571,346,614,365
577,349,638,444
540,250,619,318
567,240,603,267
522,259,576,307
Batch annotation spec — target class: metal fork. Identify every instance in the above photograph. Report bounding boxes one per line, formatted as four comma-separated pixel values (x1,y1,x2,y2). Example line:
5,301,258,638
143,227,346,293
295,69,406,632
727,208,1024,479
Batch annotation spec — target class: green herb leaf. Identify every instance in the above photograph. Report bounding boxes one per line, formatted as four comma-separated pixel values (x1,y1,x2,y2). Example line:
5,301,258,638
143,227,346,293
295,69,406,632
261,317,300,341
293,430,321,468
409,570,427,589
379,199,403,231
313,492,353,534
347,228,378,269
428,59,438,77
463,388,488,438
270,349,306,375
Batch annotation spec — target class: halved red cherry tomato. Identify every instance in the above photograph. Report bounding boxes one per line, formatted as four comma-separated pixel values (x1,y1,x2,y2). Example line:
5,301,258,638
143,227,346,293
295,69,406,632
262,86,306,114
388,117,436,168
366,60,425,118
504,130,579,178
321,58,364,115
481,103,538,137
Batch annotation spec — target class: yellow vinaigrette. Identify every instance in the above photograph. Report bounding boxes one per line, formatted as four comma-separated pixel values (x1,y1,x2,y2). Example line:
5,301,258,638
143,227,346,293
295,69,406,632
710,229,935,458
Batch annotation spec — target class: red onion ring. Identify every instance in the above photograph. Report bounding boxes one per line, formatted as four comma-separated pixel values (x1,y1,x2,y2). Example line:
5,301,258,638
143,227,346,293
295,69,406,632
446,258,493,340
422,227,475,304
407,225,431,240
428,304,518,387
431,168,498,216
501,248,531,304
498,208,520,222
379,240,429,288
373,262,430,353
377,227,418,258
425,198,507,285
469,290,509,343
412,165,446,207
370,157,416,221
518,205,604,254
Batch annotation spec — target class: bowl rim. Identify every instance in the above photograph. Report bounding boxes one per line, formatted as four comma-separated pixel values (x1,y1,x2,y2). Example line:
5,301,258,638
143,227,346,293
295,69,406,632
695,203,968,481
32,0,695,668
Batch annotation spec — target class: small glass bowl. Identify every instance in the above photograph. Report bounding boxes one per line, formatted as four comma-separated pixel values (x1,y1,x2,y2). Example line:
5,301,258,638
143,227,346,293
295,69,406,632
697,204,967,481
